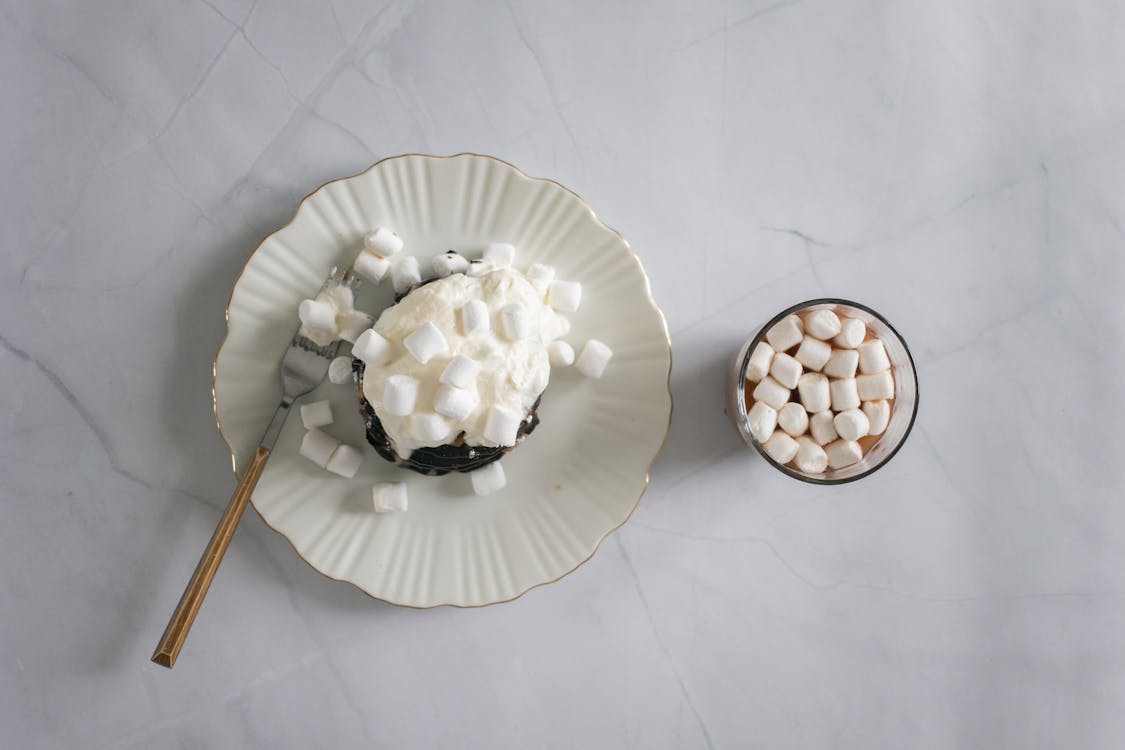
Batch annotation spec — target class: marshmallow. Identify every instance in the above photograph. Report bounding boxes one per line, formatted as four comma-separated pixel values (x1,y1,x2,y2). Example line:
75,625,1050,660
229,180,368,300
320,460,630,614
745,341,775,383
325,444,363,478
352,329,392,367
460,299,491,335
863,400,891,436
431,251,470,277
765,314,803,352
364,227,404,257
548,340,575,367
434,384,477,421
752,376,790,411
822,349,859,380
576,339,613,378
403,321,447,364
540,311,571,342
466,261,491,277
797,372,831,413
762,432,799,464
372,482,408,513
337,310,373,344
300,399,333,429
471,461,507,496
794,437,829,474
809,411,838,445
833,318,866,349
440,355,481,388
328,356,353,385
769,352,803,390
391,256,422,294
778,402,809,437
383,374,419,416
829,378,860,412
300,428,339,468
410,412,451,443
547,280,582,312
833,409,870,441
527,263,555,289
483,242,516,267
794,336,832,371
858,339,891,374
856,371,895,401
353,251,391,283
500,304,530,341
747,401,778,444
804,309,842,340
483,405,522,446
298,299,336,335
825,439,863,469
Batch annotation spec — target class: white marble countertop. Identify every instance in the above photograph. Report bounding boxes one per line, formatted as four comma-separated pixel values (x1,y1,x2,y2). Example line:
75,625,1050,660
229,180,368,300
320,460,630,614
4,0,1124,747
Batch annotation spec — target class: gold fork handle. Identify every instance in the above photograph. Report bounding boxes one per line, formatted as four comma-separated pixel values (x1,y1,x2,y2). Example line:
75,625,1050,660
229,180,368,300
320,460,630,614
151,445,271,668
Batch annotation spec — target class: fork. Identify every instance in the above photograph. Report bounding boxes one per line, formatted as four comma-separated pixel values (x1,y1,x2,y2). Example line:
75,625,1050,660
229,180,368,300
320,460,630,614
151,269,353,669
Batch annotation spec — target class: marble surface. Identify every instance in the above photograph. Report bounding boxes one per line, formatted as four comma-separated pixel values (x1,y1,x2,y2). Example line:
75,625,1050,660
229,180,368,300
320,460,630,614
3,0,1124,746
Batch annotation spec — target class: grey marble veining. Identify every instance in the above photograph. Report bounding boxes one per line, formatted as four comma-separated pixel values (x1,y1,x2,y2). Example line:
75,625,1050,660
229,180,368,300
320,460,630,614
3,0,1124,747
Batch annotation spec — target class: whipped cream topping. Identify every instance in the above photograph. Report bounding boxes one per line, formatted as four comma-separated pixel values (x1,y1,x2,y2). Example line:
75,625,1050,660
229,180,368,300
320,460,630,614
361,267,568,454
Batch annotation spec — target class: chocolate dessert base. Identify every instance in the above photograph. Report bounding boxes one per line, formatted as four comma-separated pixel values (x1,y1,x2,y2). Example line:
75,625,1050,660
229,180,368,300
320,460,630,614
353,357,540,476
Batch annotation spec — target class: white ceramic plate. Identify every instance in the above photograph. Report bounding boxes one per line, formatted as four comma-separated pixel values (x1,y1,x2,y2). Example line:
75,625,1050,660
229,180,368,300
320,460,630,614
213,154,671,607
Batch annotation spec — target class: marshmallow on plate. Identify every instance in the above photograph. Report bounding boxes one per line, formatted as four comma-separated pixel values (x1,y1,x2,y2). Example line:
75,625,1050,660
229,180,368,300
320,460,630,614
794,336,832,371
765,314,803,352
298,299,336,334
825,439,863,469
829,378,861,412
434,384,476,421
797,372,831,413
460,299,490,335
778,402,809,437
410,413,451,443
769,352,803,390
763,432,799,464
809,411,838,445
300,428,339,468
300,399,333,429
548,340,575,367
483,242,515,267
383,374,419,417
373,482,408,513
325,444,363,478
833,318,866,349
354,252,391,283
747,401,778,444
404,321,447,364
432,251,470,277
483,406,523,446
352,329,392,367
833,409,870,441
745,341,775,382
863,400,891,435
328,356,353,385
822,349,859,380
500,304,530,341
752,376,790,411
440,355,481,388
391,256,422,294
795,437,829,474
364,227,404,257
471,461,507,495
805,309,842,340
337,310,373,343
576,339,613,378
547,280,582,313
858,339,891,374
856,371,895,401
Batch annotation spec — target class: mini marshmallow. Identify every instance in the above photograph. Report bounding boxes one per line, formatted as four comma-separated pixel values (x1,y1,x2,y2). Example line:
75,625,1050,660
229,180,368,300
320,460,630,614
763,432,799,464
863,400,891,436
440,355,481,388
383,374,419,417
500,304,530,341
829,378,861,412
822,349,859,380
752,376,790,411
353,251,391,283
547,280,582,312
769,352,803,390
298,299,336,334
541,311,571,342
391,256,422,294
825,439,863,469
460,299,490,335
794,336,832,371
372,482,408,513
364,227,403,257
434,384,477,421
403,321,447,364
527,263,555,288
300,399,333,429
471,461,507,496
778,402,809,437
576,339,613,378
833,318,866,349
548,340,575,367
765,315,803,352
856,371,895,401
352,329,392,367
483,406,522,446
809,411,838,446
337,310,373,344
745,341,775,382
483,242,515,266
797,372,831,413
747,401,777,444
410,412,451,443
328,356,353,385
325,444,363,478
804,309,842,340
431,251,470,277
833,409,870,441
300,428,339,468
795,437,829,474
858,339,891,374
